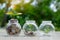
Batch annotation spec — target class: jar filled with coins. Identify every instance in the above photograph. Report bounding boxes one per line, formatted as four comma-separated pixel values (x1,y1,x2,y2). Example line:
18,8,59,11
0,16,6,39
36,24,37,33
6,19,21,35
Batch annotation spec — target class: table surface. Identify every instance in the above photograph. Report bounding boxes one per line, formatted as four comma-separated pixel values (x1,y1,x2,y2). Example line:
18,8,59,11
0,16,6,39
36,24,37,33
0,28,60,40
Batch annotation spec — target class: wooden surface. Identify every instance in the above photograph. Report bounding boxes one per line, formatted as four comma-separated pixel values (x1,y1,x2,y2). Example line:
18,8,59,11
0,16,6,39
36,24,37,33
0,28,60,40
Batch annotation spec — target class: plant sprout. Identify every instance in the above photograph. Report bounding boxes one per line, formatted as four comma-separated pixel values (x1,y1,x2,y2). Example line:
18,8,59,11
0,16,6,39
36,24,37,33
40,25,53,33
24,24,37,36
24,24,37,31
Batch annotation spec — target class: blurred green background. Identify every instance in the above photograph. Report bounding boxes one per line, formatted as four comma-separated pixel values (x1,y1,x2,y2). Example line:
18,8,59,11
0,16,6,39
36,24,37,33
0,0,60,31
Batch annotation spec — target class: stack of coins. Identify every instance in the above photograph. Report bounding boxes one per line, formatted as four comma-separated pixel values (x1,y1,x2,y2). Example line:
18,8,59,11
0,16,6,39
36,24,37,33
6,24,21,35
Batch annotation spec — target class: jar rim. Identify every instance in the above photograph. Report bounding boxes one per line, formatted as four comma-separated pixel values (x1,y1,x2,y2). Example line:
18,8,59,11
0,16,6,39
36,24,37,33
42,21,52,23
26,20,35,23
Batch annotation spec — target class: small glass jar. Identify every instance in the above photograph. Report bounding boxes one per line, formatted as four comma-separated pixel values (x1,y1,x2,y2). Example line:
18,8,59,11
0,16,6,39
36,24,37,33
23,20,38,36
39,21,55,36
6,18,21,35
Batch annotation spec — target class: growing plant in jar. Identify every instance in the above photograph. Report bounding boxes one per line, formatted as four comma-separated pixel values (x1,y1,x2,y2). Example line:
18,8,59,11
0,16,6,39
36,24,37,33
39,21,55,36
23,20,38,36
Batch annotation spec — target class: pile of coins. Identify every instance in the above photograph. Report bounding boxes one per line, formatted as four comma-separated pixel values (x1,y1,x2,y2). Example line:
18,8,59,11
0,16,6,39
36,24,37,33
6,19,21,35
6,24,21,35
24,31,35,36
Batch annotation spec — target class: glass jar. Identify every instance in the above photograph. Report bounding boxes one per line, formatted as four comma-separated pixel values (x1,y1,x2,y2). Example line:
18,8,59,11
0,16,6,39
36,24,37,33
39,21,55,36
23,20,38,36
6,18,21,35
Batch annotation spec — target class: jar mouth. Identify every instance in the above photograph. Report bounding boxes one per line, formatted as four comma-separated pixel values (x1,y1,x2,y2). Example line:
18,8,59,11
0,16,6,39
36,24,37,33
26,20,35,23
9,19,18,23
42,21,52,24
